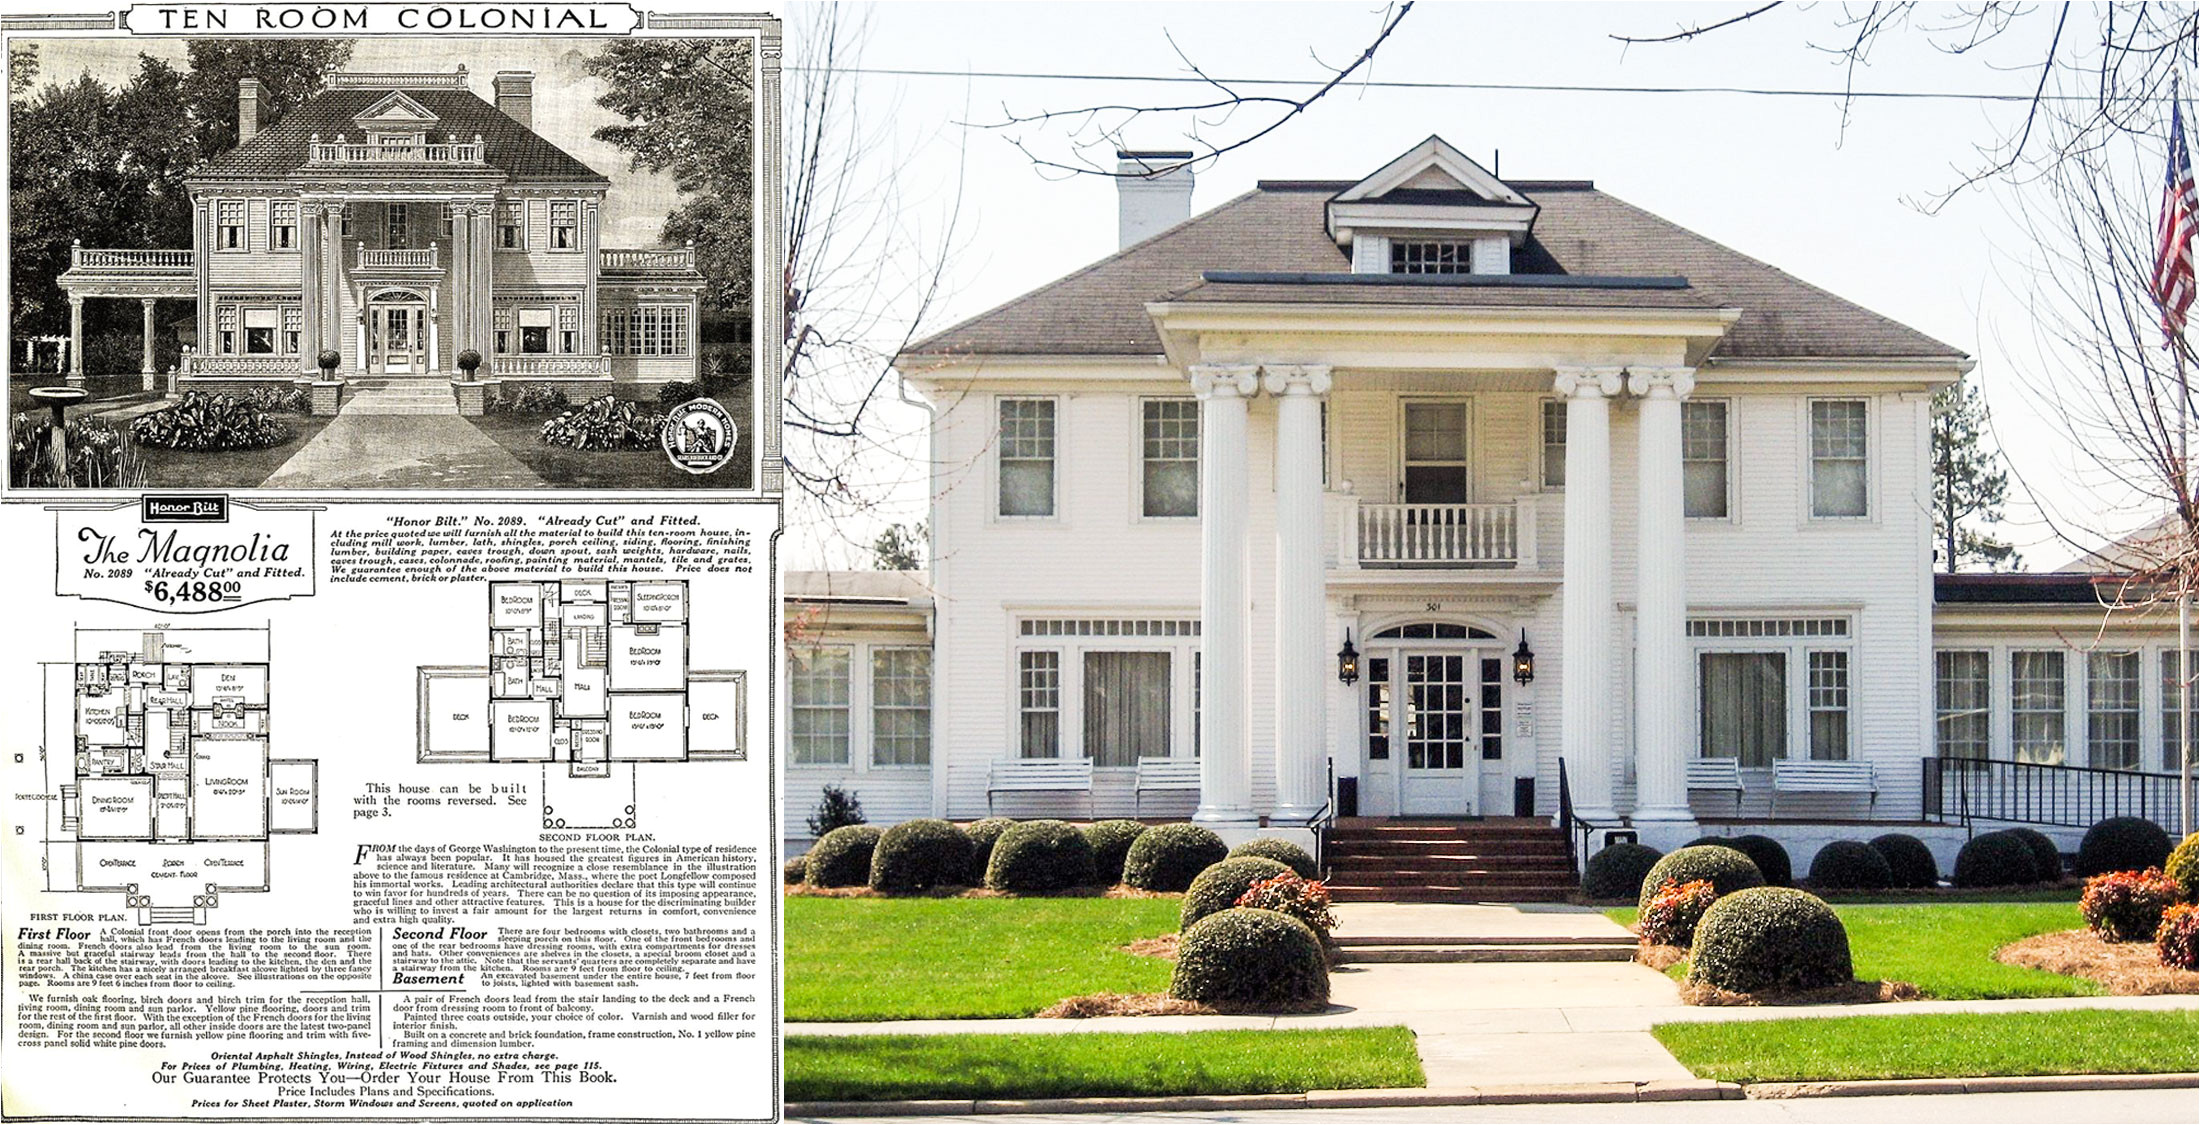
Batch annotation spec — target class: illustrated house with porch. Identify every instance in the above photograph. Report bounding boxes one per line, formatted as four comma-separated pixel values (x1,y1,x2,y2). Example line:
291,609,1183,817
785,138,2191,896
57,67,704,413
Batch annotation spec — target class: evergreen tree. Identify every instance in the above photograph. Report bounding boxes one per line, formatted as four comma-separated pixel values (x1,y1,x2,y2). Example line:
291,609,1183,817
1932,379,2019,572
871,521,926,571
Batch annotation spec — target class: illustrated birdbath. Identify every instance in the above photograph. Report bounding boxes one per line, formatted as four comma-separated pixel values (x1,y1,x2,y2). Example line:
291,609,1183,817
28,385,88,483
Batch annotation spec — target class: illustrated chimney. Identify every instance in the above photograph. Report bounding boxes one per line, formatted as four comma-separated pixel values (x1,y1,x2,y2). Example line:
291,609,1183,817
494,71,534,130
237,78,261,143
1115,150,1195,250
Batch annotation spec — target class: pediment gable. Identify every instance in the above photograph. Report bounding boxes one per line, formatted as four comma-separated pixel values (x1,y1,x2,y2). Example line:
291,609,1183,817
1335,136,1532,207
352,91,440,130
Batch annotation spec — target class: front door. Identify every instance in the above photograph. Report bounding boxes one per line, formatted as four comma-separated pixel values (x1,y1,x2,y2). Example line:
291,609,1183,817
1398,652,1472,815
368,304,428,374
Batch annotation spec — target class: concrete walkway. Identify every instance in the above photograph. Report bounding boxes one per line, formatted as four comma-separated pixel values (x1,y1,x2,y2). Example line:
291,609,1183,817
261,412,543,488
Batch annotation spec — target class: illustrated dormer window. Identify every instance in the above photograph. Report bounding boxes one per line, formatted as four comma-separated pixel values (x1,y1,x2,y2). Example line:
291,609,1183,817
1391,240,1473,274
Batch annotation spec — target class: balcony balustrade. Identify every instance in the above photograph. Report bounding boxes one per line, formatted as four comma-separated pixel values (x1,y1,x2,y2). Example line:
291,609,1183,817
307,136,485,165
69,247,193,272
1332,495,1539,569
599,246,697,272
356,244,440,270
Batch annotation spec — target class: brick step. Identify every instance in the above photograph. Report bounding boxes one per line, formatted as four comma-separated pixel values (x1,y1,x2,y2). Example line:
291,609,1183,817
1329,885,1577,903
1334,934,1633,947
1328,834,1569,848
1327,869,1576,887
1333,943,1635,964
1329,842,1572,859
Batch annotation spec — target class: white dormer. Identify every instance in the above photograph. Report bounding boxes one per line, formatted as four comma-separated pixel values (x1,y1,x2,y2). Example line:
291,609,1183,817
1328,136,1538,276
353,91,441,147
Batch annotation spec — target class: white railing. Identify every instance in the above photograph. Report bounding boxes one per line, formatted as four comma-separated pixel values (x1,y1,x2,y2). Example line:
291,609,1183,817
357,244,439,270
1341,496,1539,568
71,247,193,270
327,71,470,89
600,247,696,271
492,354,612,378
183,355,297,377
309,140,484,165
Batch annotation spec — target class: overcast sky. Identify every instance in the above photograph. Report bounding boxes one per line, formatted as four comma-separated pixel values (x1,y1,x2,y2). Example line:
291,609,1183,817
789,1,2137,571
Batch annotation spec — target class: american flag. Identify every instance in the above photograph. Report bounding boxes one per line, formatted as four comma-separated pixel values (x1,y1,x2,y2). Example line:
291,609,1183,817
2155,79,2199,341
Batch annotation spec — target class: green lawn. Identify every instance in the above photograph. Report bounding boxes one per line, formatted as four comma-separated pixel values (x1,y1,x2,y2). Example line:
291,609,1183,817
1654,1010,2199,1082
1606,900,2099,999
465,384,751,489
786,1028,1426,1102
787,896,1183,1021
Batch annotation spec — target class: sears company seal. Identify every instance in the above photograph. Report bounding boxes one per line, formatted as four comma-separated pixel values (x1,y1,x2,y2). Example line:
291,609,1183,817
660,397,738,475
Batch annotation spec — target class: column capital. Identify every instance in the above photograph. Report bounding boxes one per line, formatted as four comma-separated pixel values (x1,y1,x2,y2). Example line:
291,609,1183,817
1261,363,1332,396
1627,365,1697,399
67,295,84,308
1553,365,1625,398
1189,364,1260,399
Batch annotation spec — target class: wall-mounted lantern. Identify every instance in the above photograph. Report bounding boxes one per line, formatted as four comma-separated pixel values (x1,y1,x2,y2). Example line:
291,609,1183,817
1513,630,1536,685
1337,633,1360,686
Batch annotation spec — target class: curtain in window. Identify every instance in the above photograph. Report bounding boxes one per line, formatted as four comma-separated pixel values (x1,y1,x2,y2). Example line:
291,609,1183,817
1810,401,1868,517
1700,651,1785,767
1083,651,1170,767
2088,651,2140,771
1935,650,1991,760
2011,650,2066,765
999,400,1056,517
1141,400,1199,517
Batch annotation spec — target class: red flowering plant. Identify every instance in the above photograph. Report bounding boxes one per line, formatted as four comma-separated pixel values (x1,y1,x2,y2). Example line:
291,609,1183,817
1639,878,1717,947
1235,872,1338,937
2080,868,2181,943
2157,902,2198,970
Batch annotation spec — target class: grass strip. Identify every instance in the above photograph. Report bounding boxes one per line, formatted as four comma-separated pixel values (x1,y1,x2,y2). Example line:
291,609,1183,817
786,1027,1426,1102
1653,1009,2198,1082
787,895,1182,1021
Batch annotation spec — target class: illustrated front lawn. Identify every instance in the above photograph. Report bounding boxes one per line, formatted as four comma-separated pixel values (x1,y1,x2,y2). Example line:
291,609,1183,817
1606,900,2100,998
787,896,1183,1020
786,1028,1425,1102
1653,1009,2198,1082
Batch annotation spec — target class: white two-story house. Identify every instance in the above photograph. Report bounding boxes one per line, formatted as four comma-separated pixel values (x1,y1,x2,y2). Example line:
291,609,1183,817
788,137,2190,881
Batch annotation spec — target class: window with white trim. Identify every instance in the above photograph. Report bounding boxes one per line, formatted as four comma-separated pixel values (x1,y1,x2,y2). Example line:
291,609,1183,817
243,308,279,354
282,306,302,355
385,203,409,249
1016,618,1201,765
268,200,298,251
1694,616,1855,766
1390,240,1472,274
1683,399,1730,518
1540,399,1566,488
789,646,851,765
217,200,245,250
496,200,526,250
440,203,456,239
870,647,931,767
215,305,238,355
1140,399,1198,518
1807,649,1850,760
492,306,514,355
1084,651,1170,766
2011,650,2066,765
519,308,554,354
998,398,1057,518
1019,651,1060,758
558,305,579,354
1700,651,1785,767
2165,649,2196,772
339,204,354,240
1935,650,1990,762
1402,400,1469,503
2088,650,2141,771
1809,399,1870,517
600,306,690,356
549,200,578,250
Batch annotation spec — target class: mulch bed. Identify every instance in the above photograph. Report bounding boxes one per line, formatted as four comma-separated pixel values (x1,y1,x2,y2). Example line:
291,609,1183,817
1036,992,1215,1018
1996,929,2200,995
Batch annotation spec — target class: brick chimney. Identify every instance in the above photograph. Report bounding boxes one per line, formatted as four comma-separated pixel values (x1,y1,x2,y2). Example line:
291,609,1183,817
494,71,534,130
237,78,261,143
1116,150,1195,250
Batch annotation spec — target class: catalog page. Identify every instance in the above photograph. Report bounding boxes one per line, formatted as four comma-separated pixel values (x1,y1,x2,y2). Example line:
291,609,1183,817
0,6,783,1123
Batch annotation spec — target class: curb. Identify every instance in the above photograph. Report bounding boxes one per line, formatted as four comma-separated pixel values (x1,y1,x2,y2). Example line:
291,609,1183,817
785,1072,2200,1117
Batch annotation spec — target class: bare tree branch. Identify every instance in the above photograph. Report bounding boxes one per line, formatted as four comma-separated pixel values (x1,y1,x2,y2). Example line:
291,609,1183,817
1610,2,1783,46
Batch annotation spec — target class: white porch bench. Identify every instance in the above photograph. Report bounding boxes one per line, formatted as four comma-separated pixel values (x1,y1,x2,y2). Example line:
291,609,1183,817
1687,758,1744,813
987,758,1095,817
1772,759,1878,817
1134,757,1202,816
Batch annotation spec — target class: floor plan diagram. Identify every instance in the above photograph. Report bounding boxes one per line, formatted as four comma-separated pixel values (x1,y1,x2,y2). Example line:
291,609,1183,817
417,580,745,827
41,627,316,925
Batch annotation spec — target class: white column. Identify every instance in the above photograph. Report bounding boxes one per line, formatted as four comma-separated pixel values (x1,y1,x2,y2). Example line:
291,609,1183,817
322,205,345,370
300,205,322,371
1630,365,1700,844
1193,364,1261,830
140,299,157,389
67,297,84,383
450,204,472,368
1264,363,1332,824
1557,366,1625,822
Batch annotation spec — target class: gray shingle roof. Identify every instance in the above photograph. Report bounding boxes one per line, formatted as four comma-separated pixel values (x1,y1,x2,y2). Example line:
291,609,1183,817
194,86,608,184
907,182,1963,362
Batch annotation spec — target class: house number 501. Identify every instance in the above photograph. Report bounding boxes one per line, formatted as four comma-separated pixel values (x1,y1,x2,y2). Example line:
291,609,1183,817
1425,601,1443,612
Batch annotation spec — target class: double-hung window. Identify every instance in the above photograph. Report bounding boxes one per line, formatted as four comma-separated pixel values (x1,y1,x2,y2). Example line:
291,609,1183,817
870,648,931,767
1809,399,1870,517
281,306,302,355
2088,651,2141,770
385,203,409,249
519,308,553,354
1401,400,1469,503
1018,651,1061,757
549,201,578,250
243,308,278,354
998,398,1057,517
440,203,456,239
497,200,526,250
2166,650,2197,772
2010,650,2066,765
215,305,238,355
1140,399,1198,518
1934,650,1991,761
1682,400,1730,518
1540,399,1566,488
1807,650,1850,759
789,647,851,765
217,200,245,251
268,201,298,251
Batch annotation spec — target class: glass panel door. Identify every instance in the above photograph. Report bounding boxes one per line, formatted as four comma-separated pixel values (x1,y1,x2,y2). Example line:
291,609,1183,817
1399,652,1472,814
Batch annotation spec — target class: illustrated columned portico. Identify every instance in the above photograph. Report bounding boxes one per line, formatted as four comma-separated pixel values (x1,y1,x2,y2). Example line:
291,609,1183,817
1192,364,1261,830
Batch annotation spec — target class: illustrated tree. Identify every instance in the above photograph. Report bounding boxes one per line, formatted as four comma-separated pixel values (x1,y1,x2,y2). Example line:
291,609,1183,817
179,39,355,164
1932,379,2018,572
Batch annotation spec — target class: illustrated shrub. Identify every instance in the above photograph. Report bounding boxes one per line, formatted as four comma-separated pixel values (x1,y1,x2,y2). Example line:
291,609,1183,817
1235,872,1337,937
1638,879,1717,947
1228,837,1317,879
803,825,881,888
2076,816,2174,878
499,384,571,414
9,416,147,489
246,384,312,414
1687,887,1854,995
2080,868,2181,943
1952,831,2039,888
130,392,289,451
1122,823,1228,892
657,380,705,407
1169,907,1330,1010
782,855,807,884
452,348,479,376
1869,833,1940,889
868,819,975,892
985,819,1096,892
1181,857,1294,930
2003,827,2065,881
1807,839,1894,891
2168,834,2199,903
963,817,1015,884
1581,842,1664,900
1637,845,1764,911
539,394,666,450
805,784,866,838
2157,902,2198,970
319,347,345,374
1081,819,1148,885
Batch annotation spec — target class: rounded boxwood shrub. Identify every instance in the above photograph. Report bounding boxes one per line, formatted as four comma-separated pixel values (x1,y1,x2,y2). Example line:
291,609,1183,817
1582,842,1664,900
1082,819,1148,885
1229,837,1317,879
1953,830,2039,887
2077,816,2174,878
868,818,975,892
1685,836,1791,887
783,855,808,884
962,817,1015,884
2003,827,2064,882
1807,839,1894,891
1869,833,1940,889
1181,856,1295,930
1122,823,1228,892
1169,907,1329,1010
1687,887,1854,995
804,825,882,888
1637,845,1764,911
985,819,1096,892
2167,834,2199,903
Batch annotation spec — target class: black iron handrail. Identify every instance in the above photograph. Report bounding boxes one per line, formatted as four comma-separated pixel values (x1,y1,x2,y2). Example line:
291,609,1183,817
1556,757,1619,874
1922,756,2185,833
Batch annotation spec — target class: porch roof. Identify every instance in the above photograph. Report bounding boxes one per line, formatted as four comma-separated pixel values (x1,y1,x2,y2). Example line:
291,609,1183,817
192,86,608,185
